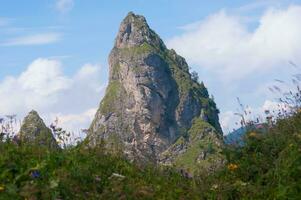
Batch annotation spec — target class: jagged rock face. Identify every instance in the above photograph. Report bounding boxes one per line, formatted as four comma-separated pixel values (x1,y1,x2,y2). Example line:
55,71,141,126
88,12,222,163
19,110,58,149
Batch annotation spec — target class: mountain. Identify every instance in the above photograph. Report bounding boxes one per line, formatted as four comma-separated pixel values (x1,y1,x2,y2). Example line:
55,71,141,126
19,110,59,149
224,127,247,146
224,123,268,146
87,12,224,171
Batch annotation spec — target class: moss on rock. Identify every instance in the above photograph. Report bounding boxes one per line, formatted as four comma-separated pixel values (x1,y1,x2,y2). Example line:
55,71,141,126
19,110,59,149
99,81,123,115
161,118,224,175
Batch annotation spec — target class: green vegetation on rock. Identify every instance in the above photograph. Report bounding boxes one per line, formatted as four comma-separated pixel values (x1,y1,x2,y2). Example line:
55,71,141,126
173,118,224,174
19,110,58,150
99,80,123,115
119,42,155,57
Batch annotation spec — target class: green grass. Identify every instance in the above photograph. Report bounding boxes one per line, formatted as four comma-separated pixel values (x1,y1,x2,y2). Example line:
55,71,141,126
205,112,301,199
1,112,301,199
0,142,203,199
188,118,212,139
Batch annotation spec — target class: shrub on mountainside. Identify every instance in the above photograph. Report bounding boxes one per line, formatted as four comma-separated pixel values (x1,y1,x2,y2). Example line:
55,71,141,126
0,140,204,199
204,111,301,199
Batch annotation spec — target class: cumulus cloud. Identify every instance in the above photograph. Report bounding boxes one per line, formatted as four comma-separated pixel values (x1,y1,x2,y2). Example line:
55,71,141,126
0,58,105,133
20,59,71,96
168,5,301,81
49,108,97,139
55,0,74,14
220,111,237,134
1,33,62,46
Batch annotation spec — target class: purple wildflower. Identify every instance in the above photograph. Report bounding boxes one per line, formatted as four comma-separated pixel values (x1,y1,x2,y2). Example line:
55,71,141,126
30,170,41,179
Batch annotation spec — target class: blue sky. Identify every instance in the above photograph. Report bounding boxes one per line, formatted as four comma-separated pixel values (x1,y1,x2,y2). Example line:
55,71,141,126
1,0,301,134
0,0,258,77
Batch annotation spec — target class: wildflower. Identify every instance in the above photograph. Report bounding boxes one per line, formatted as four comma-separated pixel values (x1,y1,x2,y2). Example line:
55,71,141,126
234,180,247,187
30,170,41,179
256,124,264,129
0,185,5,192
240,182,247,186
211,184,218,190
49,179,59,189
94,175,101,182
249,132,257,138
227,163,239,171
12,135,20,145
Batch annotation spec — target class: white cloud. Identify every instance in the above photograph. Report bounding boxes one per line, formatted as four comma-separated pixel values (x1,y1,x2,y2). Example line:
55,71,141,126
1,33,62,46
55,0,74,14
19,59,71,96
220,99,290,134
0,58,105,133
168,5,301,133
220,111,238,134
261,100,290,113
49,108,97,137
168,5,301,81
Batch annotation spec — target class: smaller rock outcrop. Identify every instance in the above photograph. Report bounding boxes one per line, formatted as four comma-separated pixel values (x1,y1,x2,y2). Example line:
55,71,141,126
160,118,224,174
19,110,59,149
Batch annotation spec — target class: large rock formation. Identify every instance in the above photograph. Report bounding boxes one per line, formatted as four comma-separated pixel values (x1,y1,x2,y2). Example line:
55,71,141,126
88,12,223,170
19,110,59,149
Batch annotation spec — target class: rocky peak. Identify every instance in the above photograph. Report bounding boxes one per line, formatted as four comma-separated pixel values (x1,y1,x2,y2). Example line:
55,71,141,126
25,110,42,122
88,12,223,168
19,110,58,149
115,12,165,50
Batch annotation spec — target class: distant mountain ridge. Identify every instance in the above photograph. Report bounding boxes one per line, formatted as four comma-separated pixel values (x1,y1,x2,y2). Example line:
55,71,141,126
224,127,247,146
224,123,268,146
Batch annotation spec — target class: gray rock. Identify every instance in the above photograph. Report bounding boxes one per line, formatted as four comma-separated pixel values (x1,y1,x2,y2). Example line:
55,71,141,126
109,173,126,180
87,12,223,167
